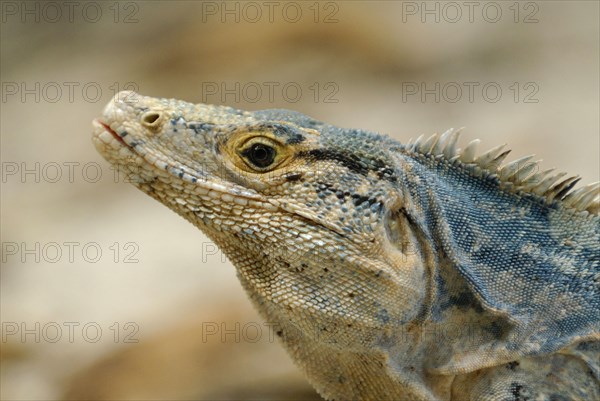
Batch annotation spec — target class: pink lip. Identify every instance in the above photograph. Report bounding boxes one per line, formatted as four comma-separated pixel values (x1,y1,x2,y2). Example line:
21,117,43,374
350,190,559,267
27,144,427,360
98,120,128,147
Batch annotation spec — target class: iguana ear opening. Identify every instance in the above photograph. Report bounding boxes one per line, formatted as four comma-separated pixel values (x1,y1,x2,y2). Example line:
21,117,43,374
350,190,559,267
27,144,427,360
384,208,415,255
381,191,424,257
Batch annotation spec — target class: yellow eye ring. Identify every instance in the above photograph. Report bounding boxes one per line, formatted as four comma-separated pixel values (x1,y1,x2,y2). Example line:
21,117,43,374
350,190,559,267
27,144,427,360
237,136,287,172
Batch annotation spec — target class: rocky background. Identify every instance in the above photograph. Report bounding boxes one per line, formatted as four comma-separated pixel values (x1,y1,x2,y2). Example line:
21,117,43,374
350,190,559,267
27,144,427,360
1,1,598,400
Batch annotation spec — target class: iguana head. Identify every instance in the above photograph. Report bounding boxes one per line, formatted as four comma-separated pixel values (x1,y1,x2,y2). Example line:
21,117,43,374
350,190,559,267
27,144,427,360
93,91,428,347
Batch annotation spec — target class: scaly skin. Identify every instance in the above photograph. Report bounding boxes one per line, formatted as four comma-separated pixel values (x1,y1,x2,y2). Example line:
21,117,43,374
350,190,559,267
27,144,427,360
93,91,599,401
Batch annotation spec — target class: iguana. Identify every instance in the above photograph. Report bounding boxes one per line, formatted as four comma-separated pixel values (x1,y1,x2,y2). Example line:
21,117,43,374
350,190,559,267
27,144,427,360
92,91,599,401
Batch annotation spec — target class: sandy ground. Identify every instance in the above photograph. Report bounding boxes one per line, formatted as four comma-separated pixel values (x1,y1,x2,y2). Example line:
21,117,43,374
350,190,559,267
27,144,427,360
1,2,598,400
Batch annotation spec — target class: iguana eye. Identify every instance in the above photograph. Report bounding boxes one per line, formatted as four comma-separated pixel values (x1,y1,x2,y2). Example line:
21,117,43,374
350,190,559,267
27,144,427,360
241,142,277,169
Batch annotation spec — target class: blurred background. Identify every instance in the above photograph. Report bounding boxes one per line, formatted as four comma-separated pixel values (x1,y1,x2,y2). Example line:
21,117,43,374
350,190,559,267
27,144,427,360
1,1,598,400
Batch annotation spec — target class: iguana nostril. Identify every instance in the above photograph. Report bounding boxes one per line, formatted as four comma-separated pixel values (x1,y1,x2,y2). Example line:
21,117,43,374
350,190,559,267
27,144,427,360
141,111,162,127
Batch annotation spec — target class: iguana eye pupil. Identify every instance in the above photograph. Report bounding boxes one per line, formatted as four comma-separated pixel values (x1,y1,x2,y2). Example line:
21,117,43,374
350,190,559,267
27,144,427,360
246,143,276,168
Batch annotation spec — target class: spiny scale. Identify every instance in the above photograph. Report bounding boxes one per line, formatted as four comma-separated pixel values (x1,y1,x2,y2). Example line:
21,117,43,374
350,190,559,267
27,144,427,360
406,129,599,214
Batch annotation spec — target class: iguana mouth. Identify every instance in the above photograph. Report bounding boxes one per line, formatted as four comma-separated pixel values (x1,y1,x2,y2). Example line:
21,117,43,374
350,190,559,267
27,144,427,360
95,120,129,147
